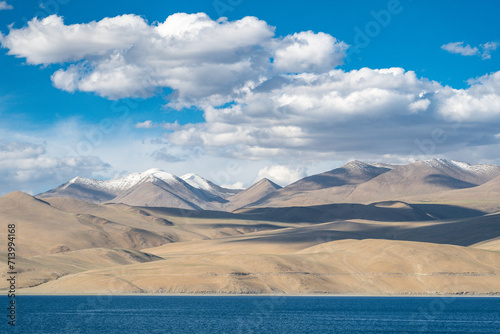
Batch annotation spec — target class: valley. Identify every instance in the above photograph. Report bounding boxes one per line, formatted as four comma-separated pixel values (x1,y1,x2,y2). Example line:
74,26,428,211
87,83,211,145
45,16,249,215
1,159,500,295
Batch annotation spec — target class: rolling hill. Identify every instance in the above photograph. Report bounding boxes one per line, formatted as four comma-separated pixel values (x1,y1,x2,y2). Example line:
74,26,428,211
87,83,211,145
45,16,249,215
3,159,499,295
250,159,500,208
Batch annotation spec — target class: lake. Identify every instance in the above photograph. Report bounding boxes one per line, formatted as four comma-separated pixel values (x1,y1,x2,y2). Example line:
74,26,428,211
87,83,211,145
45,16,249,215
3,295,500,333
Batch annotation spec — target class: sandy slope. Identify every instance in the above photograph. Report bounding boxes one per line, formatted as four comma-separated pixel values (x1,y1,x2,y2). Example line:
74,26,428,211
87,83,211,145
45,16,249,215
402,175,500,213
251,160,500,209
0,192,173,256
0,248,162,290
0,193,290,257
225,178,281,210
18,239,500,295
1,191,499,295
14,212,500,295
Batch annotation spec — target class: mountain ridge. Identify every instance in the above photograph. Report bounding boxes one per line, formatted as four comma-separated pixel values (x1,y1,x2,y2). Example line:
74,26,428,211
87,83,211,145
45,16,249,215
36,159,500,211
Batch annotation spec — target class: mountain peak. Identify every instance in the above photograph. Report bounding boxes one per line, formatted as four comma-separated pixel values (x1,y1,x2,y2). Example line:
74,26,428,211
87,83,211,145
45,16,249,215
144,168,165,174
1,191,50,207
419,158,452,167
343,160,372,169
414,159,499,176
224,178,282,210
181,173,212,191
254,178,282,190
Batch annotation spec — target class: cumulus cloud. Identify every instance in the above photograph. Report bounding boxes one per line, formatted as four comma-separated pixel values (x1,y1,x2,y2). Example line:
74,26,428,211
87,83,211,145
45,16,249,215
408,98,431,112
0,140,110,195
441,41,499,59
438,71,500,120
1,13,346,105
166,67,439,157
2,13,500,167
256,165,307,186
0,1,12,10
441,42,478,56
272,31,348,73
164,66,500,161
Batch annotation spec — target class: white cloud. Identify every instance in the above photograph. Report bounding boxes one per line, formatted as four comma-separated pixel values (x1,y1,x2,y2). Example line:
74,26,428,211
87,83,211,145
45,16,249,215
256,165,307,186
0,140,110,194
1,14,346,105
164,66,500,161
2,13,500,176
408,98,431,112
166,67,441,158
441,41,499,60
0,142,45,159
0,1,12,10
480,41,499,59
441,42,478,56
221,181,245,190
272,31,348,73
438,71,500,120
135,120,154,129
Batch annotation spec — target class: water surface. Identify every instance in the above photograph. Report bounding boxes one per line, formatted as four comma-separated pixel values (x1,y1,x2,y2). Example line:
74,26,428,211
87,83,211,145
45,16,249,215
3,295,500,333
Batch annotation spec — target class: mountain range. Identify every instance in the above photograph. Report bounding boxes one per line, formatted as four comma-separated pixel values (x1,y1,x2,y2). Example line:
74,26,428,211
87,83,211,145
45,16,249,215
38,168,241,211
2,158,500,295
37,158,500,213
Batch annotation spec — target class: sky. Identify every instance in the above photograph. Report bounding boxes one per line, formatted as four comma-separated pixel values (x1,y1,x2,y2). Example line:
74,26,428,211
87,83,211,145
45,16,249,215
0,0,500,195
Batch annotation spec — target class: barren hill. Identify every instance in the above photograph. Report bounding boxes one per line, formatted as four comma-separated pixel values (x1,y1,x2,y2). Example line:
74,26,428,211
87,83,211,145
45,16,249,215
251,159,500,208
225,178,281,210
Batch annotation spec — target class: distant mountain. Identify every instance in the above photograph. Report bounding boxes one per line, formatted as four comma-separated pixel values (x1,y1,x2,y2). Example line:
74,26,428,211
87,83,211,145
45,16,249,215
284,160,392,192
37,159,500,211
246,160,393,208
37,168,240,210
225,178,282,210
402,174,500,214
344,159,500,203
250,159,500,208
181,173,241,199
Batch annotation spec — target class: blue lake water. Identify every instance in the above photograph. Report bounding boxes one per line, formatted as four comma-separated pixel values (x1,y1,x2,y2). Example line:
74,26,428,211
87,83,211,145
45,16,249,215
3,295,500,333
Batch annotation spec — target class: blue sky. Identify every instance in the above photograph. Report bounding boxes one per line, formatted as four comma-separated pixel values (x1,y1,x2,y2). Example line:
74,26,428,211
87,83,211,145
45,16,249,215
1,0,500,194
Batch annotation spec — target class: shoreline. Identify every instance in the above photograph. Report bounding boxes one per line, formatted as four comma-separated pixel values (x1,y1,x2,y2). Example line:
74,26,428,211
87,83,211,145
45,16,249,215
5,292,500,297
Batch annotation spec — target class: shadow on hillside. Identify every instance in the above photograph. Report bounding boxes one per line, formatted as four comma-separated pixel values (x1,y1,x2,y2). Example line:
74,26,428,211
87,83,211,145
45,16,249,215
222,213,500,247
137,202,486,224
410,204,485,220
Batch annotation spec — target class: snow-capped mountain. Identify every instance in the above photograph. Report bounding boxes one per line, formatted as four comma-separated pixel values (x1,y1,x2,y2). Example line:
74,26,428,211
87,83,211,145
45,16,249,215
416,159,500,182
36,159,500,211
340,158,500,203
62,168,177,194
37,168,241,210
281,160,392,193
250,159,500,208
181,173,241,199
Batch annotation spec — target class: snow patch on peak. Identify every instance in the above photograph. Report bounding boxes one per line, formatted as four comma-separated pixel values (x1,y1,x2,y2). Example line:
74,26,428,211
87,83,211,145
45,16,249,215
421,158,450,167
449,160,500,176
62,176,81,189
417,158,500,177
343,160,389,173
344,160,367,167
181,173,213,191
63,169,179,194
144,168,164,174
141,168,177,182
